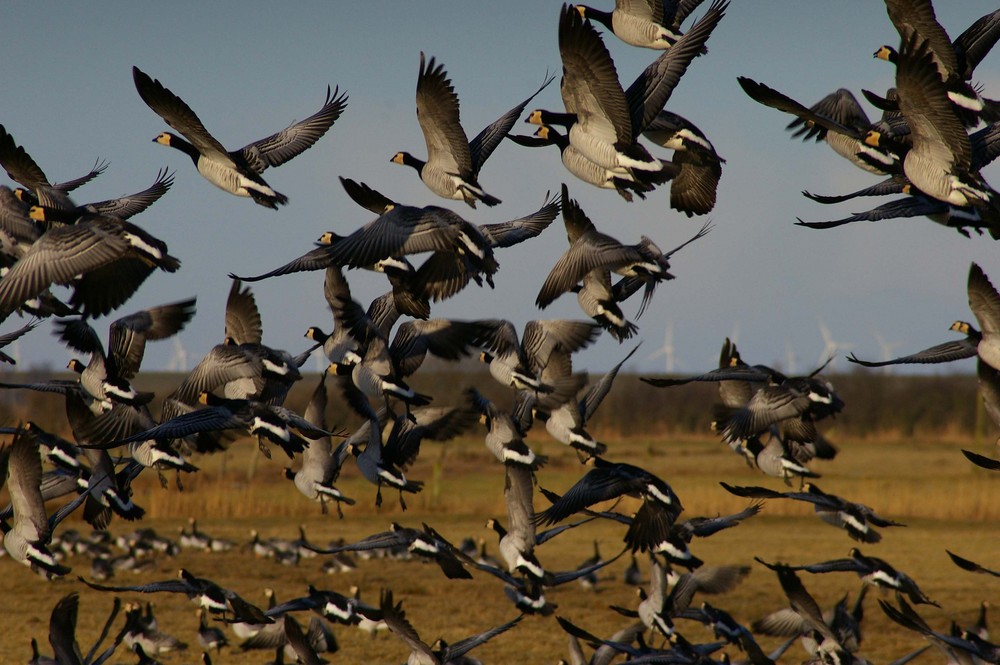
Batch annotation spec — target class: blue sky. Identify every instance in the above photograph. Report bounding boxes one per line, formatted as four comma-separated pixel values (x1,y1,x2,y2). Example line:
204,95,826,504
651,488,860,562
2,1,999,377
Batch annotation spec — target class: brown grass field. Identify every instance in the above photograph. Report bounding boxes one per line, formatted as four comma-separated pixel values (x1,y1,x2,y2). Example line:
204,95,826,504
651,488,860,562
1,421,997,665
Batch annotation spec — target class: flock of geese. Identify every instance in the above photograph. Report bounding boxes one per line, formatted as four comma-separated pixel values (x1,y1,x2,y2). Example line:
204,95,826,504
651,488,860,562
0,0,999,663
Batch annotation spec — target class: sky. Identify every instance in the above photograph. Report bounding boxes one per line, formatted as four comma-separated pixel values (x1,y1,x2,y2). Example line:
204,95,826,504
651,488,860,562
2,1,999,378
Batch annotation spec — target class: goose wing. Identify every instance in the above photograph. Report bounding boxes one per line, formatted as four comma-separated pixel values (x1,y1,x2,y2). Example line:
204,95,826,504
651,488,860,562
240,85,348,172
85,168,174,220
969,262,1000,334
468,72,554,173
847,338,977,367
416,53,473,177
132,66,233,162
559,4,632,145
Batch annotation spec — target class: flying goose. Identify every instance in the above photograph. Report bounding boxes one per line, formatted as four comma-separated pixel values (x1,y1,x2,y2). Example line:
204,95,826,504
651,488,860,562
968,262,1000,371
892,35,1000,229
531,2,726,178
880,1,1000,127
469,388,547,470
336,389,424,510
795,194,991,236
536,186,702,323
35,593,126,665
773,548,939,607
0,124,106,209
536,457,683,554
262,584,382,630
392,52,553,207
721,482,903,543
0,212,180,324
737,79,900,175
522,343,638,458
22,168,175,223
316,203,500,292
283,373,355,516
478,317,597,399
53,298,196,408
132,66,347,208
80,568,273,623
306,522,472,580
508,125,671,201
336,178,561,303
641,110,724,215
1,428,89,577
575,0,710,50
880,596,998,664
754,559,859,664
378,588,523,664
487,465,546,582
110,391,341,460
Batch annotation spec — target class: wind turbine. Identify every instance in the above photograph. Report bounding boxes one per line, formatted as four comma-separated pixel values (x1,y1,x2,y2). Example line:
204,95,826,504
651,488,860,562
784,340,798,375
647,322,678,374
817,320,852,371
313,346,328,373
873,330,904,374
167,337,189,373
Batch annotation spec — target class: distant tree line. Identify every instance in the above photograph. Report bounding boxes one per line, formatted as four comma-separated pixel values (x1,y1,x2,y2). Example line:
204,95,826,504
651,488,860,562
0,368,988,443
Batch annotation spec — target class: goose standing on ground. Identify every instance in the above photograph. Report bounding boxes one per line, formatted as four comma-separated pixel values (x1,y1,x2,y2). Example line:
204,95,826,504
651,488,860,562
391,52,553,208
132,66,347,208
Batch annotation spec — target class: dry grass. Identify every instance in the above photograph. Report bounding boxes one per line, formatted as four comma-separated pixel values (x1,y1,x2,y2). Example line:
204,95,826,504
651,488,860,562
1,431,998,664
